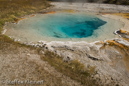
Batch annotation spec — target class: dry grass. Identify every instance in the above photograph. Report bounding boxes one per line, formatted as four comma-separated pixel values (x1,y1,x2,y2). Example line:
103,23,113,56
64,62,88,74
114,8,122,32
39,50,99,86
0,0,50,33
0,0,51,49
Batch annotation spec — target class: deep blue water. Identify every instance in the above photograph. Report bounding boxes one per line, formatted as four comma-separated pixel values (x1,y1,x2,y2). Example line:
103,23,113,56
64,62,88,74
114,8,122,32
33,13,107,38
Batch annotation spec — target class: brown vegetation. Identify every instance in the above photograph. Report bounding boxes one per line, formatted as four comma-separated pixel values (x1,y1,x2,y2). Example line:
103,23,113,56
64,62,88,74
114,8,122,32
0,0,50,33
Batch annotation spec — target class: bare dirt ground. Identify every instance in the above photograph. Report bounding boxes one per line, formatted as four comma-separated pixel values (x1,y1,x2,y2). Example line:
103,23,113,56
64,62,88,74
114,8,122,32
0,40,82,86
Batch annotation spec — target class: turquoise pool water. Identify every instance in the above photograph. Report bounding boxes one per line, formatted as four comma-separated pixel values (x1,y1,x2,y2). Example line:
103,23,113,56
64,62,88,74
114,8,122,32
33,13,106,38
5,12,124,42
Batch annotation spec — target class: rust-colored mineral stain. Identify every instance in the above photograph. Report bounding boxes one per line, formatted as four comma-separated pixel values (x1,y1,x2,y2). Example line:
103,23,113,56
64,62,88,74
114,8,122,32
120,29,129,35
114,13,129,19
106,40,128,50
46,11,56,14
15,18,27,24
62,10,75,13
106,39,129,73
30,14,35,17
123,56,129,73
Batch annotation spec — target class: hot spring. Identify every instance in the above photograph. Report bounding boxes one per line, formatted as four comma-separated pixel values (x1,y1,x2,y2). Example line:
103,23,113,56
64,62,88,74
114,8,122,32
5,12,124,42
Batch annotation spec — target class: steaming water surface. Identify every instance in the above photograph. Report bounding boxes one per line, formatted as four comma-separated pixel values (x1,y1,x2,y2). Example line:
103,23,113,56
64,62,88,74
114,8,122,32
5,12,124,42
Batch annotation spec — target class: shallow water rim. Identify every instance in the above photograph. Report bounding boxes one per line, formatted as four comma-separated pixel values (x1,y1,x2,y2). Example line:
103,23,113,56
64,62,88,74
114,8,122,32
3,11,126,44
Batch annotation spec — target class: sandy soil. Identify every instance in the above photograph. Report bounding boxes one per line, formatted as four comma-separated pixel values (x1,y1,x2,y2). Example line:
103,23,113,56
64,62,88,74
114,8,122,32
0,41,82,86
